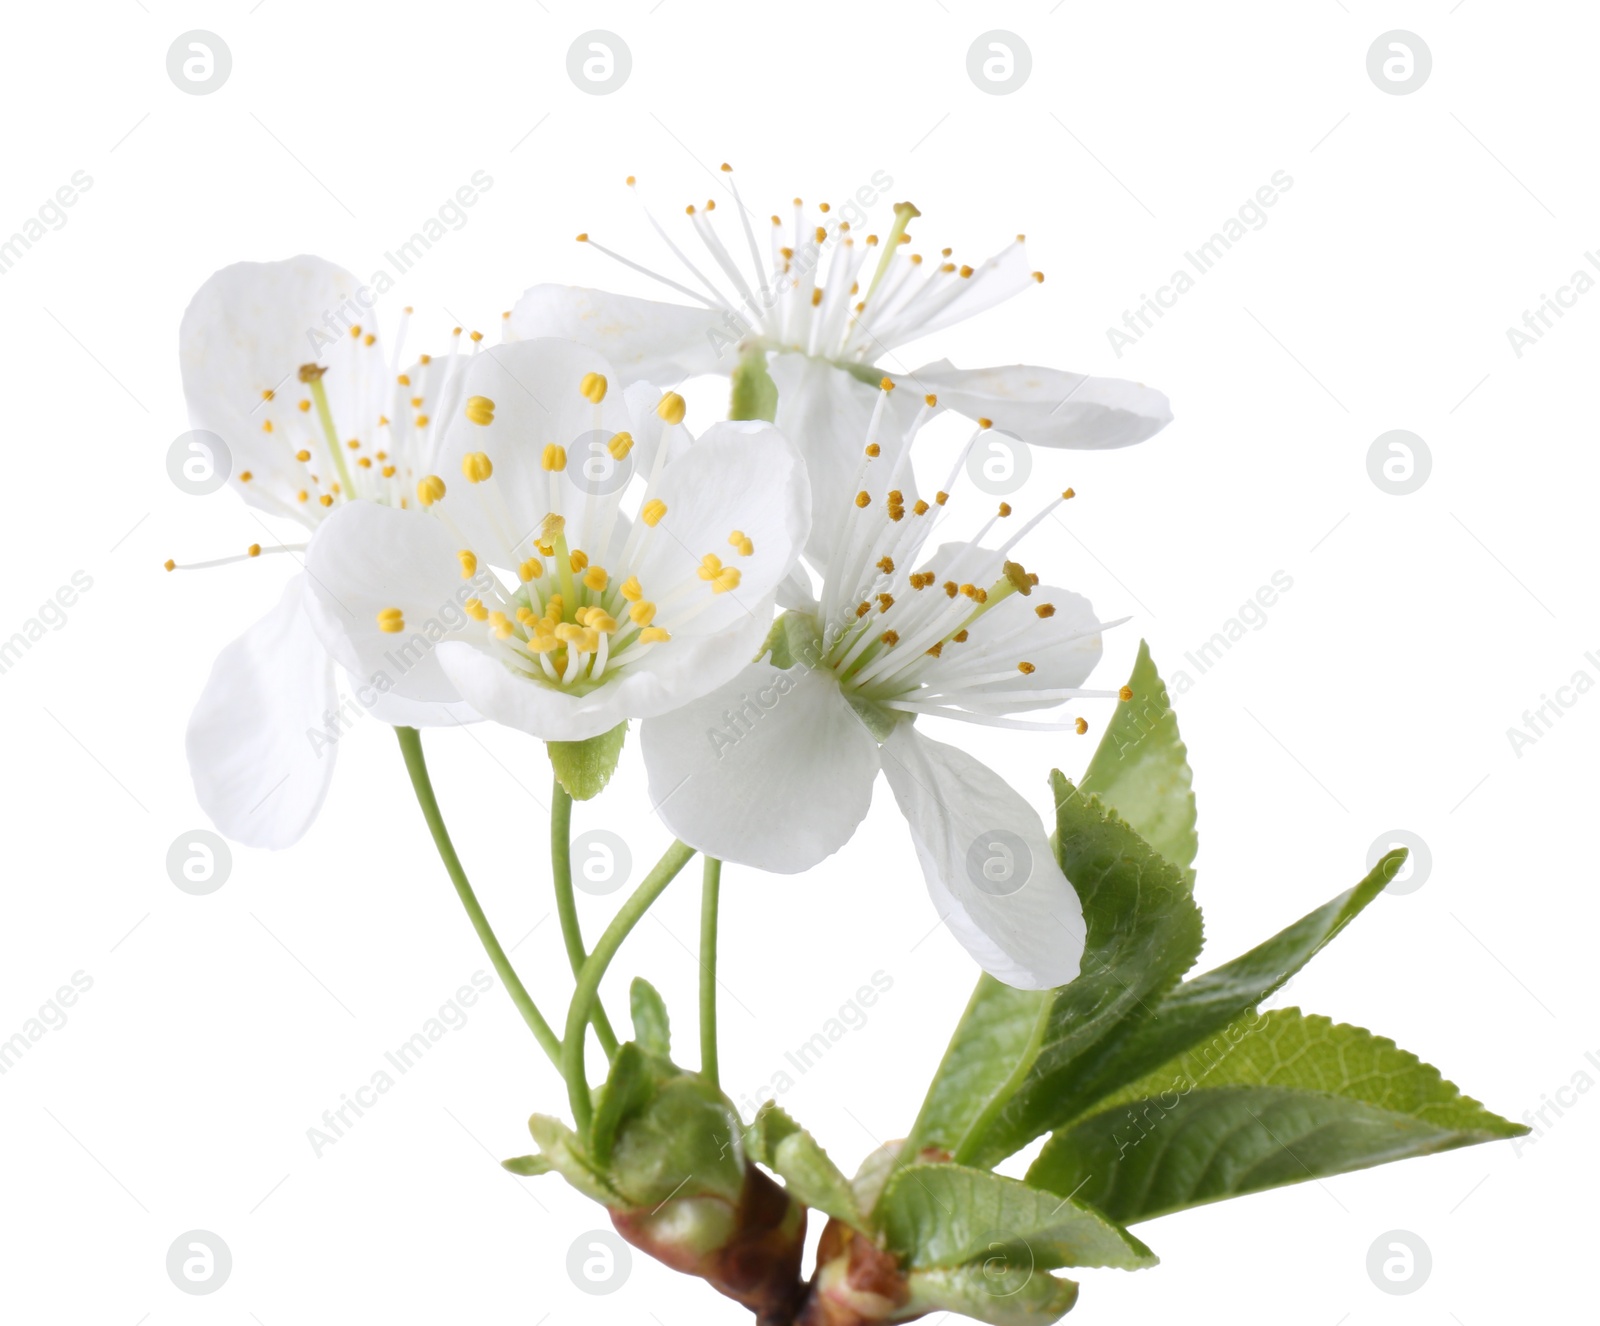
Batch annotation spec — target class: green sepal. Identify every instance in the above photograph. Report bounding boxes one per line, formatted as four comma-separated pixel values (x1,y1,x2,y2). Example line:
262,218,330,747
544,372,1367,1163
744,1102,862,1226
845,692,902,742
730,345,778,422
1078,640,1198,880
877,1163,1155,1272
547,721,628,800
1028,1008,1526,1224
590,1041,675,1166
761,610,822,671
629,976,672,1057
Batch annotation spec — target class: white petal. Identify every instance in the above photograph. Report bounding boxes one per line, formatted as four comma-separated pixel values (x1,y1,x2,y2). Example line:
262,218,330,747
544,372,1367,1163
898,359,1173,450
302,500,476,704
640,662,879,872
935,585,1105,715
185,576,338,849
509,285,729,384
770,354,914,565
356,681,482,729
879,724,1085,989
631,420,811,639
432,339,636,566
435,609,765,742
179,256,365,515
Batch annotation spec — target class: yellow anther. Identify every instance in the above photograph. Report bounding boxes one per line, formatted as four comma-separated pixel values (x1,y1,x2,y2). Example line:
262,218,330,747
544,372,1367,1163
1062,487,1076,500
519,557,544,582
926,641,943,658
935,491,949,506
347,439,361,450
541,444,567,471
458,550,478,579
1075,717,1089,735
1018,661,1036,675
469,330,483,343
579,371,608,403
998,502,1012,517
414,414,430,427
350,325,362,338
811,288,824,307
261,389,275,401
163,558,175,572
712,567,741,594
880,377,895,391
576,232,589,242
620,575,643,602
925,394,937,407
639,627,671,644
554,622,584,644
465,395,496,425
881,630,900,647
297,490,309,503
295,449,312,462
247,543,261,557
461,452,493,482
583,565,608,591
487,611,513,640
944,581,958,597
728,530,754,556
953,629,969,643
877,593,895,613
1033,271,1045,283
856,602,872,619
698,554,724,581
1119,685,1135,702
297,399,311,412
569,550,589,573
239,470,254,482
419,354,432,365
642,499,668,527
381,464,396,478
959,265,974,278
1036,603,1056,619
865,443,881,458
978,417,993,429
656,392,686,425
464,598,488,622
397,374,411,387
319,494,334,507
855,491,871,509
876,556,895,574
377,608,405,634
364,333,376,346
629,601,657,627
587,611,618,634
913,499,929,516
261,420,273,433
417,475,447,506
608,431,634,460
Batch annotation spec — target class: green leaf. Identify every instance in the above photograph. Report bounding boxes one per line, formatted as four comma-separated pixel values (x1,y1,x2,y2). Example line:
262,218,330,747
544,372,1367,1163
1023,850,1407,1132
629,977,671,1058
744,1103,862,1225
1079,641,1197,879
547,721,627,800
526,1114,622,1206
1027,1008,1525,1223
954,782,1204,1167
878,1163,1155,1272
900,978,1049,1172
500,1153,552,1177
905,1265,1080,1326
851,1140,904,1218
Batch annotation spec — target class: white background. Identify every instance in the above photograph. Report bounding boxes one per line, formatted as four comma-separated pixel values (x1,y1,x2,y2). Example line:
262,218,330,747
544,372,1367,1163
0,2,1591,1322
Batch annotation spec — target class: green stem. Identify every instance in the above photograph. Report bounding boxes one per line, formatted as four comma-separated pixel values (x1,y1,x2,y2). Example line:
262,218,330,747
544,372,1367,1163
395,727,562,1068
699,858,722,1087
563,839,697,1134
551,782,620,1059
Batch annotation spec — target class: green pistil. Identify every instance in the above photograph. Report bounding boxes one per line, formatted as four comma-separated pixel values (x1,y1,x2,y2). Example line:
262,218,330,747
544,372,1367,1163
863,200,921,305
305,371,356,499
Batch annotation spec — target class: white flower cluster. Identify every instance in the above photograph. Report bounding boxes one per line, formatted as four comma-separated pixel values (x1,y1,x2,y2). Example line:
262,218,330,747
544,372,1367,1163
173,181,1173,989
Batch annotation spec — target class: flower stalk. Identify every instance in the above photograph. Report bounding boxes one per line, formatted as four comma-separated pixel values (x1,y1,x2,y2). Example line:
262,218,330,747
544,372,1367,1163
551,781,620,1059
